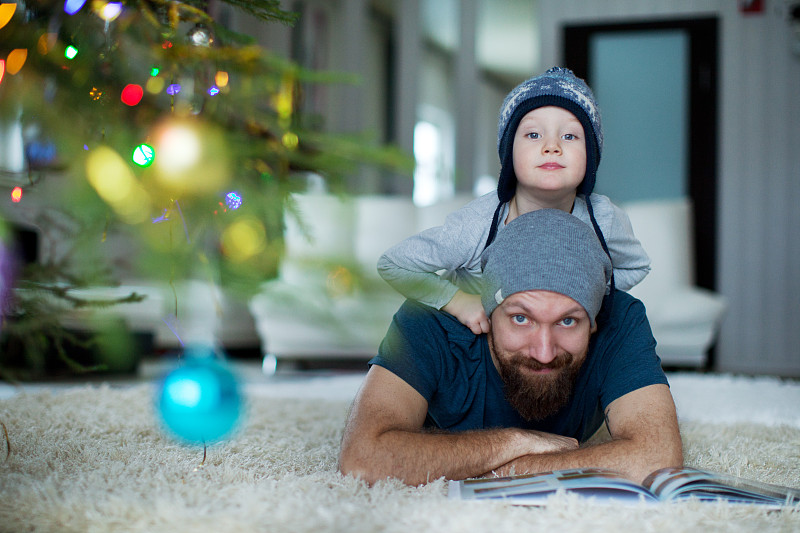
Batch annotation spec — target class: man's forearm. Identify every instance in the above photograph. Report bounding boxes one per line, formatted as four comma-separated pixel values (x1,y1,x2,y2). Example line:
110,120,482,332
340,421,578,486
341,426,525,486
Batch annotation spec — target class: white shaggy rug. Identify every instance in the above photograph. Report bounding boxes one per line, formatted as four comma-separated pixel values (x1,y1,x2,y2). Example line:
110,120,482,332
0,371,799,533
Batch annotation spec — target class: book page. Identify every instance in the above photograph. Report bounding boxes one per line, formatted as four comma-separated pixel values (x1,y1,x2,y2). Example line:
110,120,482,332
449,468,658,504
644,467,800,506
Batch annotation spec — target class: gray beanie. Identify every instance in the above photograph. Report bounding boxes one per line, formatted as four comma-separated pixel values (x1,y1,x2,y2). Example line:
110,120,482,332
496,67,602,203
480,209,612,327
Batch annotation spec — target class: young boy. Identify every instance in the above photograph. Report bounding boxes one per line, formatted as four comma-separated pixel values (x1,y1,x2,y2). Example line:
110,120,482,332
378,67,650,334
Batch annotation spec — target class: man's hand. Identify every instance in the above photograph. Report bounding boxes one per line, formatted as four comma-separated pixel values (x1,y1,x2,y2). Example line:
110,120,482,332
481,430,578,477
516,430,578,456
442,290,491,335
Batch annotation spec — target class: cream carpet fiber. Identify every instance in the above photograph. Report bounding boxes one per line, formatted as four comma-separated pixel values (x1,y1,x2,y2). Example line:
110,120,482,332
0,372,798,532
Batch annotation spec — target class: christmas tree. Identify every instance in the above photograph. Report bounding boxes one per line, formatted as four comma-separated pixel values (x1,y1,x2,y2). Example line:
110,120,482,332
0,0,411,378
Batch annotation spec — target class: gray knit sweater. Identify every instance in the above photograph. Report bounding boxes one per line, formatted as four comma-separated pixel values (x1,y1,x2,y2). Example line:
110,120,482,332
377,191,650,310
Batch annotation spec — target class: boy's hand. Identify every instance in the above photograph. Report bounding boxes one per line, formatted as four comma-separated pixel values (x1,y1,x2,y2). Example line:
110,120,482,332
442,290,491,335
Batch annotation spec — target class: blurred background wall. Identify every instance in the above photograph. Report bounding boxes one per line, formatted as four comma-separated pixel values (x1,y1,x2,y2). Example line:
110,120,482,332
4,0,795,375
219,0,800,376
538,1,800,377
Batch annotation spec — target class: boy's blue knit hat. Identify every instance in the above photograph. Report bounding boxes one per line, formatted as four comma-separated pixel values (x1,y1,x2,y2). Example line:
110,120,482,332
496,67,603,203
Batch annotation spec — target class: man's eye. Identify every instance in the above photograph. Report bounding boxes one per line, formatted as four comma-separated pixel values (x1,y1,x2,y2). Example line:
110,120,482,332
512,315,528,324
560,317,576,327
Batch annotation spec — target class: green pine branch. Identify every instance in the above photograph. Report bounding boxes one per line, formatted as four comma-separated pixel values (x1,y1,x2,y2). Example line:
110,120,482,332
0,0,413,379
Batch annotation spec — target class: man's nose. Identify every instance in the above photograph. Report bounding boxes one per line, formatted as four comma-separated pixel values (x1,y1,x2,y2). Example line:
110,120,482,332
526,326,558,364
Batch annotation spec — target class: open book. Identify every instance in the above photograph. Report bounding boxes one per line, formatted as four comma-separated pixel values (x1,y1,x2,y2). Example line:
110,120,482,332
448,467,800,507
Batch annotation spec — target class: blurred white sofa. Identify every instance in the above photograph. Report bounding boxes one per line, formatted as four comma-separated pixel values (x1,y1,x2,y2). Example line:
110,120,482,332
622,198,726,367
249,193,725,368
248,193,473,361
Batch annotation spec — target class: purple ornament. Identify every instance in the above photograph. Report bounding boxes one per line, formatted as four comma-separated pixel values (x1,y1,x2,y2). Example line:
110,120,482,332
0,242,16,322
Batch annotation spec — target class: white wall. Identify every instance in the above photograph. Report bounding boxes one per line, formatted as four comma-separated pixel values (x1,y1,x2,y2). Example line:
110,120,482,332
538,0,800,376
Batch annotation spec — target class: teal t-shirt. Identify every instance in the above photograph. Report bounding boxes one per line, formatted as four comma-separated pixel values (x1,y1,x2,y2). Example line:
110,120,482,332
369,291,668,443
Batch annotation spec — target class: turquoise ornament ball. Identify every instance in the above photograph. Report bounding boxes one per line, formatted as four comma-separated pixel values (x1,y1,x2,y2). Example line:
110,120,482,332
156,355,242,445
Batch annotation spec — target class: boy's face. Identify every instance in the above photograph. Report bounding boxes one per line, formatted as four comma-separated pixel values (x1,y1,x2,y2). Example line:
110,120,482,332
512,106,587,204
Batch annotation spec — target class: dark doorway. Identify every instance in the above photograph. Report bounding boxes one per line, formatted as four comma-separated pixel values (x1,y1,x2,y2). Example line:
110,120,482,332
564,18,718,293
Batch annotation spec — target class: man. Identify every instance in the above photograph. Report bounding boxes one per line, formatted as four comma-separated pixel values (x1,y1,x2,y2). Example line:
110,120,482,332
339,209,682,487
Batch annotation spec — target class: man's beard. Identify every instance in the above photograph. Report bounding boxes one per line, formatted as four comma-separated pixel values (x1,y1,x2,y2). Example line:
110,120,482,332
489,333,585,421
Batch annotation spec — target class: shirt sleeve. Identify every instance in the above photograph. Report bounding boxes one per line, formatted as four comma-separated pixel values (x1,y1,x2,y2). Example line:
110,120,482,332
594,292,668,412
575,194,652,292
369,301,447,402
377,194,496,309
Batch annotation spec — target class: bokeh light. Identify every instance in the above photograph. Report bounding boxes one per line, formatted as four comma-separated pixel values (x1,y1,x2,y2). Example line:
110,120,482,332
224,191,242,210
207,85,219,96
214,71,229,88
153,123,200,172
149,118,231,195
121,84,143,106
131,143,154,167
282,132,299,149
145,75,165,94
0,60,4,86
327,265,354,297
221,217,265,262
6,49,27,75
25,141,57,167
166,83,181,96
63,0,87,15
187,24,214,47
156,353,242,445
93,0,122,21
37,33,58,55
85,145,151,223
86,146,135,203
0,3,16,30
65,45,78,59
10,187,22,203
273,83,293,119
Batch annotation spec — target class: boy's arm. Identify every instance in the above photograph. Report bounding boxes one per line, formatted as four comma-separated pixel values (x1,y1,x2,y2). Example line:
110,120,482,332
377,251,459,310
339,365,579,486
377,201,492,309
582,195,651,291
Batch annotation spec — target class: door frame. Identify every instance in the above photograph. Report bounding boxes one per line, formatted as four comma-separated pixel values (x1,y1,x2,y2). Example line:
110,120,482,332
563,17,719,293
